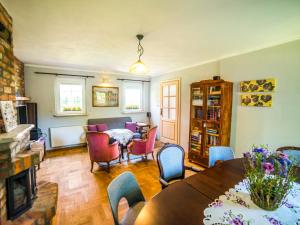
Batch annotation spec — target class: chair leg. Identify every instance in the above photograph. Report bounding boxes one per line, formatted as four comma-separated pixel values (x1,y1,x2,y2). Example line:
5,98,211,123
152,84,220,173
107,162,110,173
144,154,147,161
152,152,154,160
119,154,122,164
127,152,130,162
90,161,94,173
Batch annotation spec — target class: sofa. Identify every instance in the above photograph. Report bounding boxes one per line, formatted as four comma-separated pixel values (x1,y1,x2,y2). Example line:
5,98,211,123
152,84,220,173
88,117,133,129
87,116,141,139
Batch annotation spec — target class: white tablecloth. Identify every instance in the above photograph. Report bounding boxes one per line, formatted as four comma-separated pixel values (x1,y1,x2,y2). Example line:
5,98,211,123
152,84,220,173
203,179,300,225
104,129,134,145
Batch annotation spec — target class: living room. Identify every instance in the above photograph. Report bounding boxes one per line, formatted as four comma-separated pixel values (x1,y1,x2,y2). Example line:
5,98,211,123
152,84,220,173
0,1,300,225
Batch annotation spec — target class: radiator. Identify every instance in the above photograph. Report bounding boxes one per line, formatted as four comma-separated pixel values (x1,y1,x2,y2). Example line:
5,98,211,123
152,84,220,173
49,126,86,148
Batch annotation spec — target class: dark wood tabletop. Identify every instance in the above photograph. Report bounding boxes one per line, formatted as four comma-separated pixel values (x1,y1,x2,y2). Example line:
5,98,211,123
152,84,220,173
134,158,300,225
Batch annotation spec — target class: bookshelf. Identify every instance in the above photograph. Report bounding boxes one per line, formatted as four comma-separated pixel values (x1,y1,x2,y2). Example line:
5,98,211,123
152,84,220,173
188,79,233,167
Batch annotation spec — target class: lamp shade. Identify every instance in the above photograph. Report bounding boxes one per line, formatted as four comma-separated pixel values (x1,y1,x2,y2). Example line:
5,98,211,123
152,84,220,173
129,59,148,74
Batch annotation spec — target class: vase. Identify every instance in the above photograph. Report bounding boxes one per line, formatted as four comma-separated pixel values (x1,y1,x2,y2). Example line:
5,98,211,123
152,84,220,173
250,191,284,211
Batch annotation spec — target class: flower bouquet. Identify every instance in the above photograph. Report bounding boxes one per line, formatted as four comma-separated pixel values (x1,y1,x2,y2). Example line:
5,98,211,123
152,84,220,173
243,145,296,211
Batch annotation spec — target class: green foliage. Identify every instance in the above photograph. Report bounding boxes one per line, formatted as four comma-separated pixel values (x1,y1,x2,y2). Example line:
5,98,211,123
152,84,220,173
244,146,296,210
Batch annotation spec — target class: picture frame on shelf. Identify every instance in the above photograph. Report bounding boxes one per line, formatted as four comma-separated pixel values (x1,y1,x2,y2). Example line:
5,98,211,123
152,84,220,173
0,101,17,132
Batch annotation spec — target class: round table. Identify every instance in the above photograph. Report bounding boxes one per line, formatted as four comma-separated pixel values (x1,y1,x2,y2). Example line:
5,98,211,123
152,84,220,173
134,158,300,225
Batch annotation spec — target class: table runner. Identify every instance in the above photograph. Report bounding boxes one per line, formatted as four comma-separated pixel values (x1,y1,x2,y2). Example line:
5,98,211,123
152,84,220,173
203,179,300,225
104,129,133,145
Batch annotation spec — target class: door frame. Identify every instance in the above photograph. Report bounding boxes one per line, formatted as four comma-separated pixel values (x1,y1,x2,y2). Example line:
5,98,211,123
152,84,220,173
159,78,181,144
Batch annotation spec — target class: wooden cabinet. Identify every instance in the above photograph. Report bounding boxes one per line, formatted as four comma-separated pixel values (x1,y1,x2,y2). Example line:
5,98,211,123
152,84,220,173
188,80,233,167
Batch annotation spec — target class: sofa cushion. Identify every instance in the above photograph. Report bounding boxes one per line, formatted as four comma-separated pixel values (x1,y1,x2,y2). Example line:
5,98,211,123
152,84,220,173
121,201,146,225
125,122,137,132
87,125,97,131
88,117,132,130
96,123,108,132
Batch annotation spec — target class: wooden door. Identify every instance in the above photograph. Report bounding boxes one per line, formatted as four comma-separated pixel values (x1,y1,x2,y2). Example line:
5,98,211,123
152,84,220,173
160,79,180,144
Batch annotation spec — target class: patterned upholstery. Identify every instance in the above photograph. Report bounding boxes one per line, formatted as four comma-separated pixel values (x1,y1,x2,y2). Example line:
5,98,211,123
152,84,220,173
208,146,234,167
107,172,145,225
277,146,300,166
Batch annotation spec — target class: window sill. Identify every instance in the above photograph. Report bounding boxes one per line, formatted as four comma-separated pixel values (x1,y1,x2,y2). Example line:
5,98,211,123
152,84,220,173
53,114,88,117
122,110,145,114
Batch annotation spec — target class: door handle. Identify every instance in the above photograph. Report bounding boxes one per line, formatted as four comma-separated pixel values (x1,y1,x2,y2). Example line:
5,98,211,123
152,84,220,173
160,108,163,116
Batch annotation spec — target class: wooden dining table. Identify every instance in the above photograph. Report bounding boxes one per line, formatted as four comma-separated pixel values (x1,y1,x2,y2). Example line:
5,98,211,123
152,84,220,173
134,158,300,225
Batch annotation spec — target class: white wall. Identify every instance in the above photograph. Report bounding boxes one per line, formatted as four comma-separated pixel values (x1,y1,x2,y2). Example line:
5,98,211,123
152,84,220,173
25,66,150,149
151,39,300,156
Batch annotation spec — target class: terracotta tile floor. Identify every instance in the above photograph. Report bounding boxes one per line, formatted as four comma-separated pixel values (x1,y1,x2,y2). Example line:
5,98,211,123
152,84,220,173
37,145,202,225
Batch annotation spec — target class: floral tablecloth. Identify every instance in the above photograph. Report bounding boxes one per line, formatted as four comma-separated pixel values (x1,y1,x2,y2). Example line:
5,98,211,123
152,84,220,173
104,129,133,145
203,179,300,225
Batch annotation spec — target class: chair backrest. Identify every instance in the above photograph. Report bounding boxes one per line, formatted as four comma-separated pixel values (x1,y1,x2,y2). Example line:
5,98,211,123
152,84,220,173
125,122,137,132
209,146,234,167
157,144,185,182
145,126,157,153
107,172,145,225
277,146,300,166
86,132,111,161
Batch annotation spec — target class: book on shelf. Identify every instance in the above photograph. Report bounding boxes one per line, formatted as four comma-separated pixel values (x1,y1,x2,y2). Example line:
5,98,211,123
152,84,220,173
207,135,218,146
207,128,218,134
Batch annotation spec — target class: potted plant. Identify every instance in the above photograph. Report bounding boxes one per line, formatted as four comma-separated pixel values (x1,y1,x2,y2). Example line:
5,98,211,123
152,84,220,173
243,145,296,211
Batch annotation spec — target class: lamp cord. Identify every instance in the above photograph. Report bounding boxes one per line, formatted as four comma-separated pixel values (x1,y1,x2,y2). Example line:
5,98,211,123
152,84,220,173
137,39,144,60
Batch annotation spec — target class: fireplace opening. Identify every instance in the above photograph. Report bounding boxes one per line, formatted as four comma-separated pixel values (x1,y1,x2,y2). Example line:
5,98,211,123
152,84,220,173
6,167,37,220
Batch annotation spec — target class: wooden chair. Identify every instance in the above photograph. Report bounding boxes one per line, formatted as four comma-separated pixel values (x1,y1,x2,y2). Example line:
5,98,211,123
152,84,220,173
157,144,201,189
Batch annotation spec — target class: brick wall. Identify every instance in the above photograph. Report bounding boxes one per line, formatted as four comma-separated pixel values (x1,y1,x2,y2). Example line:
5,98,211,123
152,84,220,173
0,2,25,133
0,2,25,224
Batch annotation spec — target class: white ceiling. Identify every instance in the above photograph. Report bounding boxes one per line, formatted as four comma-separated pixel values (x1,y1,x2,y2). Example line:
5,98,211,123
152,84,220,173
2,0,300,76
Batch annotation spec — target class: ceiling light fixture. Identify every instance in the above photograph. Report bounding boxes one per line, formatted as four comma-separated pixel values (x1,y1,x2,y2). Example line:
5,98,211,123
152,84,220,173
129,34,148,74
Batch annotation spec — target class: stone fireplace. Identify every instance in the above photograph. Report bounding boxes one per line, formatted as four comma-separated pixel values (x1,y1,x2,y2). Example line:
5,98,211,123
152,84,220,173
0,125,58,225
6,167,37,220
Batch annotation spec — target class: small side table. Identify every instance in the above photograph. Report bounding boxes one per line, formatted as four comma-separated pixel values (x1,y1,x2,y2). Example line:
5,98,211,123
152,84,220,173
136,123,151,137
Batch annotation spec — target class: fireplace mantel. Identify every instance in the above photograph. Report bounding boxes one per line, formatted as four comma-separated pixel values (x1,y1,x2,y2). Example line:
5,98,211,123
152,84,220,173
0,124,34,145
0,124,39,180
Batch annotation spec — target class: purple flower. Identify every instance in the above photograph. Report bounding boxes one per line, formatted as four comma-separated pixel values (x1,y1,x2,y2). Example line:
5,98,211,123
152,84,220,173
243,152,251,158
277,152,289,160
229,217,244,225
262,162,274,174
264,215,283,225
278,158,292,166
253,148,268,155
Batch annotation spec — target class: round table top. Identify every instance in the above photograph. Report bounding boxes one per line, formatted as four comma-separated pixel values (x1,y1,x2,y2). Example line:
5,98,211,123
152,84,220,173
134,158,300,225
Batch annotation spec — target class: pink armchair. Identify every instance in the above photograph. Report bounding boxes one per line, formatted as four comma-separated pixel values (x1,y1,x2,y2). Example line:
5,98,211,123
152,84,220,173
86,132,121,173
127,126,157,161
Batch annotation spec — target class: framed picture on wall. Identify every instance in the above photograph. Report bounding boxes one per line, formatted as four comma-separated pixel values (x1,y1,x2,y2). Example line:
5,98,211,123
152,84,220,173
92,86,119,107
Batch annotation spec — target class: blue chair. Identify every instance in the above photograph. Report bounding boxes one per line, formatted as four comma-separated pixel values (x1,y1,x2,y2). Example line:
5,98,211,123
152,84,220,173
107,172,145,225
208,146,234,167
277,146,300,166
157,144,201,189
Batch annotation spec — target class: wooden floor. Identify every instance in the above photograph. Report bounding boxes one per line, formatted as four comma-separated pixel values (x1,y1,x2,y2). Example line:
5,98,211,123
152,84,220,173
37,145,202,225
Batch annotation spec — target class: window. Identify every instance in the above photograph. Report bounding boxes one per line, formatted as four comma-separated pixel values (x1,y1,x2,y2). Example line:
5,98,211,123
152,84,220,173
123,82,144,113
54,78,86,116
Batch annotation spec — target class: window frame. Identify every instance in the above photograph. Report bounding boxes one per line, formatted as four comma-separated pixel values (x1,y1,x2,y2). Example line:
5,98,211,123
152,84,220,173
122,81,145,113
54,77,86,116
